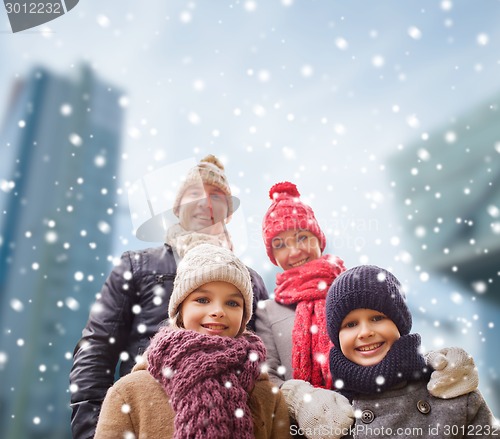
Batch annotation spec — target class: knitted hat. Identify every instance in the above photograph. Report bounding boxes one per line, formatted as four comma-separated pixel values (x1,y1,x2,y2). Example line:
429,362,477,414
173,154,233,218
168,243,253,331
262,182,326,265
326,265,412,348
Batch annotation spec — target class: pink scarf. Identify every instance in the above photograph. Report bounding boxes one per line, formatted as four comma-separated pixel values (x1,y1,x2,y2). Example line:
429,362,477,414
275,254,345,388
147,327,266,439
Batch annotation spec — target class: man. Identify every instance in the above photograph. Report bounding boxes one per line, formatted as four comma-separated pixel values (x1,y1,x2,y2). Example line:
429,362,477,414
69,155,269,439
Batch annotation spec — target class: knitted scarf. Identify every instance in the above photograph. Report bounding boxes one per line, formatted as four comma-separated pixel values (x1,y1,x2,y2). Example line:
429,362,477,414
147,327,266,439
329,333,432,399
166,223,233,258
274,254,345,388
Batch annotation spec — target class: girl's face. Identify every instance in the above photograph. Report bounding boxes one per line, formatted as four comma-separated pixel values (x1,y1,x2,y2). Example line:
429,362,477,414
179,281,245,338
271,229,322,270
339,308,400,367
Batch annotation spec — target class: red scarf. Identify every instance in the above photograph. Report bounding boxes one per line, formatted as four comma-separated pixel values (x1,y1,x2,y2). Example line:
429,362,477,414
274,254,345,389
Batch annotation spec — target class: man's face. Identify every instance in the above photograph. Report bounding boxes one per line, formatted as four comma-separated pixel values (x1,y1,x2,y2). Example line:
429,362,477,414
178,183,229,233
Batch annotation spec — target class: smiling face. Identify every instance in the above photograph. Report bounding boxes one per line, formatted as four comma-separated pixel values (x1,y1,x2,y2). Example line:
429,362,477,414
271,229,322,270
339,308,401,367
178,281,245,338
177,183,229,234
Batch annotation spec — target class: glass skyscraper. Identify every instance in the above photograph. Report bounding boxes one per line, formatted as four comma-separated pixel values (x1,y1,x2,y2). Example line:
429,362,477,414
0,65,124,439
389,95,500,415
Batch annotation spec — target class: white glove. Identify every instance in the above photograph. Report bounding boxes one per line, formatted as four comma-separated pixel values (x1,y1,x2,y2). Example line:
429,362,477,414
281,379,354,439
425,347,479,399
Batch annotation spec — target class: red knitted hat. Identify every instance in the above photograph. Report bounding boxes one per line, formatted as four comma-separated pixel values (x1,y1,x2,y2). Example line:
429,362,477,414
262,182,326,265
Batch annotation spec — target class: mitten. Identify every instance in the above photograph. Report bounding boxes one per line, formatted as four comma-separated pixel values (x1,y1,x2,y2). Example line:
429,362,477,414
281,379,354,439
425,347,478,399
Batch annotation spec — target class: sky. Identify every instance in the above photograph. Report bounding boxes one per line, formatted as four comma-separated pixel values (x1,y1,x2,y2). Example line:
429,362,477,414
1,0,500,416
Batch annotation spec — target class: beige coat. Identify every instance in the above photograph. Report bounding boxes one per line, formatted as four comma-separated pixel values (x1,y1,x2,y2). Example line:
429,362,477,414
94,360,291,439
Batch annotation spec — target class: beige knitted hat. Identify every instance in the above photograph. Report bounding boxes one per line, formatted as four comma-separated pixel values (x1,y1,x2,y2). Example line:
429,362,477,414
172,154,234,218
169,243,253,330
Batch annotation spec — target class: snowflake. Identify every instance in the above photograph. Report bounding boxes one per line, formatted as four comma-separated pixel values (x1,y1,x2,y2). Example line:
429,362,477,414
248,351,259,362
162,367,174,378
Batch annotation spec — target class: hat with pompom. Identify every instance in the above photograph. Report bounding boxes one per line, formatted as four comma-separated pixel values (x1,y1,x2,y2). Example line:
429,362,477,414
173,154,233,217
262,182,326,265
326,265,412,348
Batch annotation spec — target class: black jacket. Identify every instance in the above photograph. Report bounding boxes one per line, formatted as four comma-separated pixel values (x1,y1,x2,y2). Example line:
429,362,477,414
69,244,269,439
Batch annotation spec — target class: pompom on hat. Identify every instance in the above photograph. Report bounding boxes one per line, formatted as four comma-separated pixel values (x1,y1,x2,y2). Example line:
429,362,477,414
168,243,253,333
326,265,412,348
173,154,234,218
262,182,326,265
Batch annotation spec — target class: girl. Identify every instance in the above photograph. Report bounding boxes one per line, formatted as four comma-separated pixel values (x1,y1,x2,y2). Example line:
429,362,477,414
94,243,290,439
326,265,496,438
255,181,480,438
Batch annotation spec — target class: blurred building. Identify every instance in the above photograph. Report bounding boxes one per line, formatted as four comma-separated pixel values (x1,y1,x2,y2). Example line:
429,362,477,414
0,65,123,439
389,94,500,415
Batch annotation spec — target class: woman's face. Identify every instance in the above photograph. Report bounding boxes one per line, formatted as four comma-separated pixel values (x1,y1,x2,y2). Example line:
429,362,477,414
271,229,322,270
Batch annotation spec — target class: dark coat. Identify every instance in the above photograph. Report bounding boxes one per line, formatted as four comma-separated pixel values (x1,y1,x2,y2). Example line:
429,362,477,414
69,244,269,439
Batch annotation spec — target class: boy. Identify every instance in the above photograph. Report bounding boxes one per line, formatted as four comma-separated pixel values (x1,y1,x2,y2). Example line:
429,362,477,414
326,265,497,439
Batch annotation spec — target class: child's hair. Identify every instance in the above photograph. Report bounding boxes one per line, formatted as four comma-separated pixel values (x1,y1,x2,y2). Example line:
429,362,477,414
326,265,412,348
168,243,253,332
262,181,326,265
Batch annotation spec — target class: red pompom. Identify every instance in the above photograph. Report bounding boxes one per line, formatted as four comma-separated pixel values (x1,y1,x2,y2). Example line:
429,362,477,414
269,181,300,200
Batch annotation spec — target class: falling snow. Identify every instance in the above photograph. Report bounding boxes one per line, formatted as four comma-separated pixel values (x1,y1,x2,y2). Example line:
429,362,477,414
0,2,499,437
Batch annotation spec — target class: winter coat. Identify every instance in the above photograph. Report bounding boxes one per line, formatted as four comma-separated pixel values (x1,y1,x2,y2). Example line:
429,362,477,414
340,381,496,439
70,244,269,439
255,300,295,386
94,360,292,439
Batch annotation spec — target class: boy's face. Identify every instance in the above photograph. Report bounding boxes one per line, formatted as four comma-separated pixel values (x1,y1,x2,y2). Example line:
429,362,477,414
271,229,322,270
179,281,245,338
339,308,400,366
178,183,229,234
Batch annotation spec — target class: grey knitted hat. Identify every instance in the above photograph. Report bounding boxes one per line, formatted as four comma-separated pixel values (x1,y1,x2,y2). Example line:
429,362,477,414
169,243,253,330
326,265,412,347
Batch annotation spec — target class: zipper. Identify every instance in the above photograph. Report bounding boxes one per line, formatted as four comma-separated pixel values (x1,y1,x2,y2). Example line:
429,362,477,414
155,274,175,284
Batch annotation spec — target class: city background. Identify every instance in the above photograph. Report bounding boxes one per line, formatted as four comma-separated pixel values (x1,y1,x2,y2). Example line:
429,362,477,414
0,1,499,437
